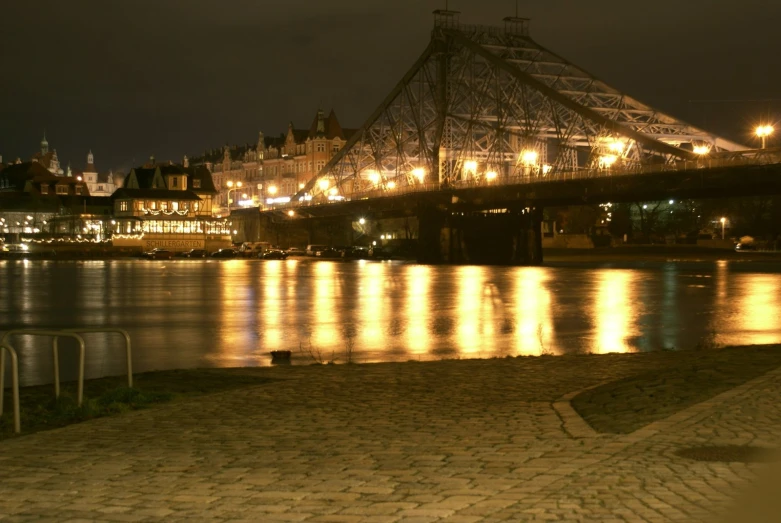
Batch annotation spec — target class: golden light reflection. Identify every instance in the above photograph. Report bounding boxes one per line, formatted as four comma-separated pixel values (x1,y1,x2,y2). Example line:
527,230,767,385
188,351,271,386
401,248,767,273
513,267,555,356
593,270,637,354
312,261,339,349
455,266,489,355
405,265,431,355
358,262,387,349
218,261,254,362
261,260,283,350
735,275,781,345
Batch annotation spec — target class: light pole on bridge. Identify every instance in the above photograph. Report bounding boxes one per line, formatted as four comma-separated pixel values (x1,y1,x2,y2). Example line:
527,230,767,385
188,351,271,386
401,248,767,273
755,125,774,149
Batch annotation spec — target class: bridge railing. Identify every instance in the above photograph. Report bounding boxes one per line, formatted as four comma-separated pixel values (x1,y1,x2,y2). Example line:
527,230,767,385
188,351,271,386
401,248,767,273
285,151,781,207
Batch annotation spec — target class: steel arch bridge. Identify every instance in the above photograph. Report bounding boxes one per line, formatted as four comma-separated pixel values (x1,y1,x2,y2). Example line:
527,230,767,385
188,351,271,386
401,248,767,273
293,11,778,206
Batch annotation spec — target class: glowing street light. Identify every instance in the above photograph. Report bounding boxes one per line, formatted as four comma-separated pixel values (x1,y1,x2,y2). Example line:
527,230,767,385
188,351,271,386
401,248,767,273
463,161,478,176
412,167,426,182
318,179,330,192
521,150,538,165
387,181,397,190
485,171,498,181
358,218,366,225
720,216,727,240
600,155,618,168
693,145,711,155
225,180,242,209
756,125,774,149
367,170,381,184
268,185,278,195
287,210,295,217
329,187,338,196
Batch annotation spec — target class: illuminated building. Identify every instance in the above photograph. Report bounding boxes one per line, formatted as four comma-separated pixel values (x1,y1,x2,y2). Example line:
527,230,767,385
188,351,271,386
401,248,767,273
111,163,231,251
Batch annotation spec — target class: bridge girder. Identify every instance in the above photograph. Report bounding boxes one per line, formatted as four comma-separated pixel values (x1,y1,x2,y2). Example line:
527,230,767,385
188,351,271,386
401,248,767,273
295,20,748,202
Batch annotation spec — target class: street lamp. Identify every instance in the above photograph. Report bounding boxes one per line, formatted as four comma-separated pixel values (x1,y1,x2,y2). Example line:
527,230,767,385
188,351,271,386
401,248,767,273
225,181,242,210
720,217,726,240
756,125,774,149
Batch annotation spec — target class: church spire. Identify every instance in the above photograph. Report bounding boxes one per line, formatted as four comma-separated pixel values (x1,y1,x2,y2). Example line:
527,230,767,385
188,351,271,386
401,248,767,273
87,150,94,165
41,132,49,155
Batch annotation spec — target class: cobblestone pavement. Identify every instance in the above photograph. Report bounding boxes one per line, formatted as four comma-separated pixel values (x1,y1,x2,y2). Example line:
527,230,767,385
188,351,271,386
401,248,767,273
0,355,779,522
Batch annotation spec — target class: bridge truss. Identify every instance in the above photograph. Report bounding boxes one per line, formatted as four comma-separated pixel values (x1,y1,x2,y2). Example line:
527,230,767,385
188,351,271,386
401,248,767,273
297,11,750,203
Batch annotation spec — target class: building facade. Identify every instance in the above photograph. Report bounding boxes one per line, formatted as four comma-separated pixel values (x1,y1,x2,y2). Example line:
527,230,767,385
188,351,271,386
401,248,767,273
111,163,231,252
192,108,355,216
76,151,118,197
31,134,64,176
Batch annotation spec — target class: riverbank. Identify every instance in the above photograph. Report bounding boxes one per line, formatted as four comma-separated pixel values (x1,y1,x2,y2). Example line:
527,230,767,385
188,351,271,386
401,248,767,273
1,344,779,521
544,245,781,262
3,345,780,440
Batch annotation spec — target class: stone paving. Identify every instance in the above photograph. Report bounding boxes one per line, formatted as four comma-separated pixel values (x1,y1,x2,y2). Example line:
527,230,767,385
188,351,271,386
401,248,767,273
0,353,780,522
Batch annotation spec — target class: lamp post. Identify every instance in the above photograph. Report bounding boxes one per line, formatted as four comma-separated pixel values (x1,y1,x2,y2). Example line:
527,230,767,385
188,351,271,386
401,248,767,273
756,125,774,149
225,181,242,211
720,217,726,240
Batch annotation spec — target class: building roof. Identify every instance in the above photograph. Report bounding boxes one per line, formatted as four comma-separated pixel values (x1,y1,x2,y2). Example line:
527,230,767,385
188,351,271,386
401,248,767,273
111,188,203,201
309,109,345,140
0,162,58,191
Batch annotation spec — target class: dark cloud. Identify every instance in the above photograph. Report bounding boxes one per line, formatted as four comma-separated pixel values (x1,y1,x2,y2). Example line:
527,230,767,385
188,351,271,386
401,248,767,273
1,0,779,172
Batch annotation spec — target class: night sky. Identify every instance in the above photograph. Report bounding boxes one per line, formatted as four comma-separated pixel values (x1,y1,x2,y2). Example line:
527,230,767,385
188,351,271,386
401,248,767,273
1,0,779,174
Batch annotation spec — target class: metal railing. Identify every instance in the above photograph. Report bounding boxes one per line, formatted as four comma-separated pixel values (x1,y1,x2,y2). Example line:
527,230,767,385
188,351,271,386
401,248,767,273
283,152,781,208
0,328,134,434
1,330,87,407
0,343,20,434
60,328,133,388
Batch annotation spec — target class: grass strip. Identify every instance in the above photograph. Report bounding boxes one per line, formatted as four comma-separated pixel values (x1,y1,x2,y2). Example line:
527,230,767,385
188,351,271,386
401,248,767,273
571,346,781,434
0,368,276,439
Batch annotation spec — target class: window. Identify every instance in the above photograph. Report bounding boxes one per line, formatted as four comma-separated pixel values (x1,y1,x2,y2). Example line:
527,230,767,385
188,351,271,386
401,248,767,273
172,177,178,188
150,201,157,210
75,186,82,195
193,179,201,189
40,184,48,194
316,143,325,152
307,143,312,153
316,161,325,171
56,185,68,195
332,144,340,153
97,185,104,191
119,201,128,212
160,201,168,211
134,201,143,211
172,201,179,211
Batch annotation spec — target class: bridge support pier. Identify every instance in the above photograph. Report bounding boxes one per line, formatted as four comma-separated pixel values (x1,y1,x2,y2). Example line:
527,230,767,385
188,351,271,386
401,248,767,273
416,205,543,265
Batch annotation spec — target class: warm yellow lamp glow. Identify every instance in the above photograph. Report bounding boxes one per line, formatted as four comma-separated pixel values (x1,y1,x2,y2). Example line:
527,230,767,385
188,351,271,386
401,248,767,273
463,160,478,174
318,179,330,191
521,150,538,165
693,145,711,155
268,185,278,195
485,171,498,181
412,168,426,182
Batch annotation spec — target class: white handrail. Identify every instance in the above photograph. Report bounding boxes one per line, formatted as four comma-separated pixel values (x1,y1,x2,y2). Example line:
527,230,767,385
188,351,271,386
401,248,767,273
0,330,86,407
61,328,133,388
0,343,20,434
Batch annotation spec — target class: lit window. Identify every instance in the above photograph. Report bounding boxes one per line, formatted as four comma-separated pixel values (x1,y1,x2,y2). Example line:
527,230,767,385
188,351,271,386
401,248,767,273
56,185,68,195
172,177,178,188
316,143,325,152
40,184,48,194
119,201,128,212
75,186,82,195
97,185,104,191
193,179,201,189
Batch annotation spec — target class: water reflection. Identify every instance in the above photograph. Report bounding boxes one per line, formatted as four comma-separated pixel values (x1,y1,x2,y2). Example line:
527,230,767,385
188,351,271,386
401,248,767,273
3,259,781,386
593,270,638,354
514,267,555,356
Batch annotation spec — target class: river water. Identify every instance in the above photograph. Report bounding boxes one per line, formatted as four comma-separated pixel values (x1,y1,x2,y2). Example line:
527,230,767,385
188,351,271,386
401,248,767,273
1,258,780,386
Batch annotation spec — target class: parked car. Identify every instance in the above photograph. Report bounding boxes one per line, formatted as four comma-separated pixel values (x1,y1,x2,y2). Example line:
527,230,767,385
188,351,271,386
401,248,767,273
305,244,328,256
211,248,238,259
239,242,271,258
341,246,369,259
142,248,174,260
180,249,208,258
260,249,289,260
368,246,391,260
315,247,342,259
286,247,306,256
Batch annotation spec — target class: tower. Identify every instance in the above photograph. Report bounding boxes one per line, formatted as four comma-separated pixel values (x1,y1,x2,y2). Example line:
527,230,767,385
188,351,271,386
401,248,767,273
41,133,49,155
87,150,94,166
